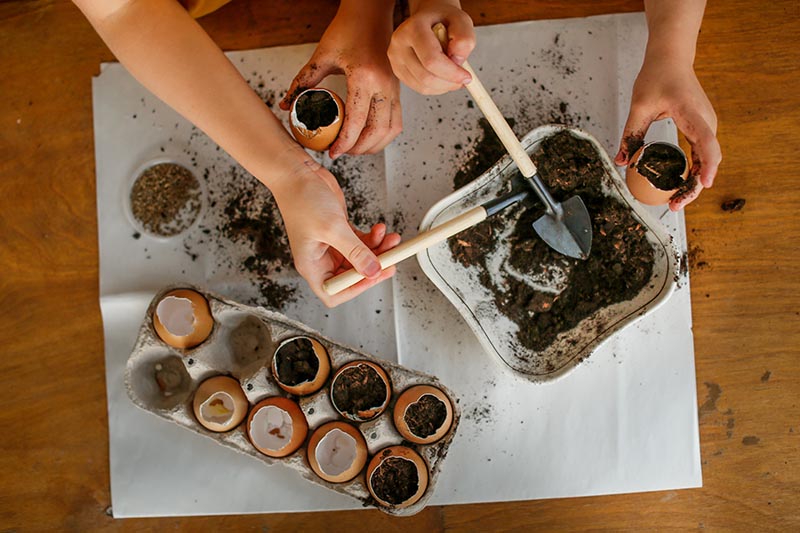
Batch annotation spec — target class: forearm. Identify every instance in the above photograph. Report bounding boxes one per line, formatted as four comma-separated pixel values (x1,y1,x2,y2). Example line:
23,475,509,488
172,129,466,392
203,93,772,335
74,0,307,191
644,0,707,66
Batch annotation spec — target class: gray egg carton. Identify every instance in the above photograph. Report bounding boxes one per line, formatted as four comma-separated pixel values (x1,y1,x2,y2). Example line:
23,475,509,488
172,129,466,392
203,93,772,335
124,286,460,516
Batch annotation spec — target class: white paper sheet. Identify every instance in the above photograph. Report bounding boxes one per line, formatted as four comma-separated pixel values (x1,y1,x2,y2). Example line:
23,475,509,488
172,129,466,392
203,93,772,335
95,13,701,517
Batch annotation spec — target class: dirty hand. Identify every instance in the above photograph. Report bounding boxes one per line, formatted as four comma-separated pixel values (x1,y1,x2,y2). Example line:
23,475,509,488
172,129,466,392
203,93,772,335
272,158,401,307
279,1,401,159
388,0,475,95
615,57,722,212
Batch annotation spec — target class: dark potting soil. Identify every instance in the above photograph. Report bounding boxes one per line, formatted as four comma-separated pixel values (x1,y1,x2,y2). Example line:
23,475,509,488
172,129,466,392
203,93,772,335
275,338,319,385
721,198,746,212
332,364,387,416
404,395,447,438
130,163,201,237
635,143,686,190
449,130,655,355
370,456,419,505
453,117,515,190
296,90,338,130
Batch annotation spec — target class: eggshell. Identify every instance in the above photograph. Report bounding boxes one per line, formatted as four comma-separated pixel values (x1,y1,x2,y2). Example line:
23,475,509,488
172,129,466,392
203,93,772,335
192,375,249,432
306,421,368,483
367,446,429,509
393,385,453,445
153,289,213,349
289,88,344,152
246,397,308,458
625,141,689,206
271,336,331,396
330,360,392,422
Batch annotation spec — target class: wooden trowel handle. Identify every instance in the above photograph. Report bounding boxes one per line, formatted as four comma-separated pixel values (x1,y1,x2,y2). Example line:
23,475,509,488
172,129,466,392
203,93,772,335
322,206,487,296
433,23,537,178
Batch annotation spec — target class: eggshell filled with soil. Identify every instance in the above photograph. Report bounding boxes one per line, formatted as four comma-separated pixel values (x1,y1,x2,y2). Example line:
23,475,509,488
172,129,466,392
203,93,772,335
625,141,689,205
307,421,368,483
393,385,453,445
192,375,249,432
247,397,308,458
330,360,392,422
153,288,214,349
367,446,429,509
289,88,344,151
271,336,331,396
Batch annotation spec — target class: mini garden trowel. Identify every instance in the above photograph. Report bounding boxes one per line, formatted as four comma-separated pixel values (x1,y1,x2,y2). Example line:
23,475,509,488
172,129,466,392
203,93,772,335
322,24,592,296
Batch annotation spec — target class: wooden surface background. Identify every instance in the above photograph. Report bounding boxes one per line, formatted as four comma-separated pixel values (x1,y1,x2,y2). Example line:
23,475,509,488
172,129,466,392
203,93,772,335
1,0,798,530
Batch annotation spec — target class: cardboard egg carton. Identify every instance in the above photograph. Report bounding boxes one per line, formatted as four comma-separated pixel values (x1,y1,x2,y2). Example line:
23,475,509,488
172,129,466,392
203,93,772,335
124,286,460,516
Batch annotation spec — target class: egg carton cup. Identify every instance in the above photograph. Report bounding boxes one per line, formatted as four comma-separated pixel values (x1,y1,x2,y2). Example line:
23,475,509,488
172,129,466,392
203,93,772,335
125,286,460,516
417,125,680,382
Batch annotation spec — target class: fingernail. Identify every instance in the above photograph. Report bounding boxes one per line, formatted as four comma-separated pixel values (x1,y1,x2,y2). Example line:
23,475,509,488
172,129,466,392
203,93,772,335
462,76,472,85
364,260,381,278
451,54,466,65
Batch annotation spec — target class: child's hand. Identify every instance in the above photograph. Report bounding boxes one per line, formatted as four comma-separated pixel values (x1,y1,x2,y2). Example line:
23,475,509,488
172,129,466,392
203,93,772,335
279,1,401,160
388,0,475,95
272,158,401,307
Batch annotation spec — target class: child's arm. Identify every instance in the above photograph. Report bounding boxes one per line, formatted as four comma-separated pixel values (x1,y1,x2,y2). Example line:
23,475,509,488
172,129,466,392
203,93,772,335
74,0,399,306
279,0,400,160
615,0,722,211
387,0,475,95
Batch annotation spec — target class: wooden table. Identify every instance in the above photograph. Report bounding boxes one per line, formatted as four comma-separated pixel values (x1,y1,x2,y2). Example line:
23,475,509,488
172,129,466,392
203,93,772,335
1,1,798,530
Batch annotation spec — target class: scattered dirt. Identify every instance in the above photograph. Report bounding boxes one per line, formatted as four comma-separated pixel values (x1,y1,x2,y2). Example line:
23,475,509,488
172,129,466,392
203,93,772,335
295,90,338,130
721,198,746,212
274,338,319,385
634,143,686,190
449,130,655,354
742,435,761,446
404,395,447,438
331,364,388,417
130,163,201,237
370,456,419,505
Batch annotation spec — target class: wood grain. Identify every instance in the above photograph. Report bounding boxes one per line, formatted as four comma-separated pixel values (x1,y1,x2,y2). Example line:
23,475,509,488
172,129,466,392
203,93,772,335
1,0,798,530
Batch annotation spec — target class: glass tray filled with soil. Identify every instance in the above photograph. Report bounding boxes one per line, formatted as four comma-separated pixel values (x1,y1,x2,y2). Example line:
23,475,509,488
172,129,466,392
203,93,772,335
125,286,460,516
417,125,679,382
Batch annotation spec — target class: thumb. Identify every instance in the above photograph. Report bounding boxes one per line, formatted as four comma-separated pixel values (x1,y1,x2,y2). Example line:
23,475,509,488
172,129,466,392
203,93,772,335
615,103,654,166
328,223,382,279
279,58,334,111
445,13,476,65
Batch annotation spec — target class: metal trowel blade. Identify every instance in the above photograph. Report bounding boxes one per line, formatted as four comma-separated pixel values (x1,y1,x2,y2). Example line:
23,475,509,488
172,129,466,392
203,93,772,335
532,195,593,259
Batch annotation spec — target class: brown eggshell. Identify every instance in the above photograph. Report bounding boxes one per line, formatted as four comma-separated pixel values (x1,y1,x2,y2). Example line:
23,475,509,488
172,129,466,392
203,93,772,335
271,336,331,396
289,88,344,152
330,360,392,422
246,397,308,458
153,288,214,349
367,446,429,509
306,421,368,483
393,385,454,445
192,375,249,432
625,141,689,206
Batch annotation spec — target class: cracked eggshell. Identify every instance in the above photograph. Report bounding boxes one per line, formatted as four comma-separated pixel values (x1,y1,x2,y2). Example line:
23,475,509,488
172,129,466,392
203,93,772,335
289,88,344,152
307,421,368,483
330,360,392,422
192,375,249,432
247,397,308,458
271,336,331,396
153,289,213,349
625,141,689,206
393,385,453,445
367,446,429,509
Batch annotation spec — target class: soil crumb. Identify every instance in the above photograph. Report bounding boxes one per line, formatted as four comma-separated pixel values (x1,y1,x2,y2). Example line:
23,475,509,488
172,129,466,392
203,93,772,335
296,90,338,130
721,198,746,212
130,163,201,237
635,143,686,190
405,395,447,438
275,338,319,386
332,364,387,417
370,456,419,505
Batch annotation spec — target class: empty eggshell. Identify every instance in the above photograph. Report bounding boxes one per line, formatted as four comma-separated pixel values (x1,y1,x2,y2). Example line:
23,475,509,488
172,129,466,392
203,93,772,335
367,446,429,509
330,360,392,422
271,336,331,396
289,88,344,152
307,421,368,483
192,375,249,432
153,288,213,349
625,141,689,206
393,385,454,445
247,397,308,458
